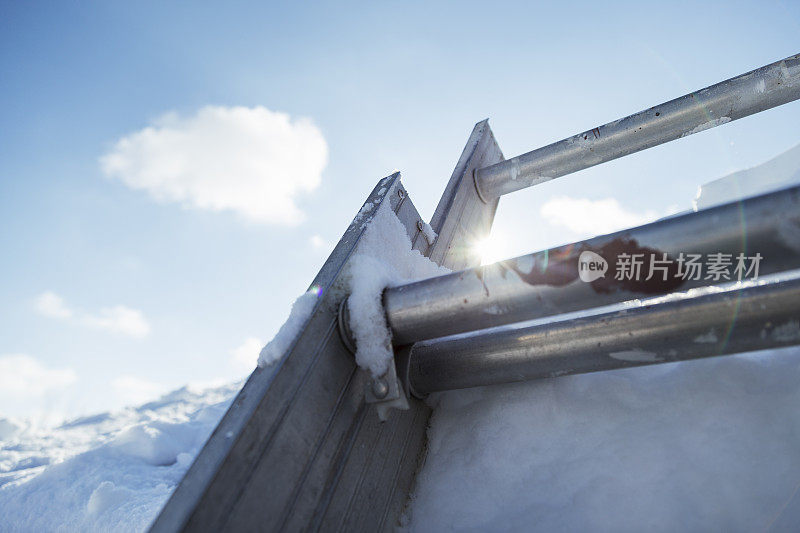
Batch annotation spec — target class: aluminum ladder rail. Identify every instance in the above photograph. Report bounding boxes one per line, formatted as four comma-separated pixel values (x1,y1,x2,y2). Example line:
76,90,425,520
475,54,800,199
374,53,800,396
151,122,502,532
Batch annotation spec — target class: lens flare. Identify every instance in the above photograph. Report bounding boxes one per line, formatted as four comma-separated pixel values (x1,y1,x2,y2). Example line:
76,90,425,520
473,236,509,265
309,284,323,297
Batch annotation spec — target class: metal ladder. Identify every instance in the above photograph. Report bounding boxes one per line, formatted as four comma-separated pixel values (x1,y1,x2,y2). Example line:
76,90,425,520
151,53,800,532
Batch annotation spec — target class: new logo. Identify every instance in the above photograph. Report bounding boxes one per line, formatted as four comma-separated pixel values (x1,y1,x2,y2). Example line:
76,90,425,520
578,251,608,282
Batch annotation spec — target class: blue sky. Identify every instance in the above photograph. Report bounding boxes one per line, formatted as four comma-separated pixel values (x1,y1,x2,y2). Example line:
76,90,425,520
1,1,799,420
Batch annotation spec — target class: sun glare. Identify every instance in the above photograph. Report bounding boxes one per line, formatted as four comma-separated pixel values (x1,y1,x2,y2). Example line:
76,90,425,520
473,234,509,265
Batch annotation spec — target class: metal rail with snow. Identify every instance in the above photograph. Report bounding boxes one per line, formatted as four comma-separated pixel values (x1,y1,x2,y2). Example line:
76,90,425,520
151,53,800,531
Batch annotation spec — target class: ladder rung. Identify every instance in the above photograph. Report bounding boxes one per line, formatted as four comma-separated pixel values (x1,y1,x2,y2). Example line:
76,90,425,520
405,274,800,395
475,54,800,199
384,183,800,345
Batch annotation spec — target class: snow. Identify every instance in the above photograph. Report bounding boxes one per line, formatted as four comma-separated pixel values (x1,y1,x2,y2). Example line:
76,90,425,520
0,382,239,532
508,158,520,181
352,175,393,227
694,143,800,210
0,181,447,531
257,289,319,368
679,116,730,138
407,345,800,532
771,320,800,342
346,196,448,377
694,329,719,344
5,146,800,531
405,143,800,532
419,220,437,246
608,349,661,362
353,200,376,224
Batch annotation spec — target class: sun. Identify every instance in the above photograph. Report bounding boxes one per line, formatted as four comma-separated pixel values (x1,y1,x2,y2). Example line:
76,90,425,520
473,233,509,265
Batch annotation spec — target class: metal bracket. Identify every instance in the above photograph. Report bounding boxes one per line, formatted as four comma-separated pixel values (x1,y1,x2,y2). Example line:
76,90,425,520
472,167,490,204
365,356,409,421
337,297,409,421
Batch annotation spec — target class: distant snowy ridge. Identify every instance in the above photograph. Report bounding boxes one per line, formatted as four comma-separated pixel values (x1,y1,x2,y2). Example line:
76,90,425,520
0,382,240,532
694,143,800,210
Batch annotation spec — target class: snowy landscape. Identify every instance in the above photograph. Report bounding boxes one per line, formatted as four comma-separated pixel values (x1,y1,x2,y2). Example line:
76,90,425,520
0,383,240,531
2,4,800,531
2,143,800,531
5,343,800,531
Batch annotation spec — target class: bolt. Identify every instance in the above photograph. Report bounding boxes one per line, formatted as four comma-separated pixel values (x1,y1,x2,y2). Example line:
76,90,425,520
372,378,389,399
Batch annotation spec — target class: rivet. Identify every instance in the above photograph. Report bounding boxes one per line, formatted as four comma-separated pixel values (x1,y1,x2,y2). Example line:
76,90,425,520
372,378,389,399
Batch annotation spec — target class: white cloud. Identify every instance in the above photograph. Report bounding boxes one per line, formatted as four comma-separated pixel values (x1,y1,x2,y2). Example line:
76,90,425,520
0,354,77,397
34,292,151,338
80,306,150,338
35,291,73,319
100,105,328,225
111,376,165,406
309,234,330,251
230,337,263,371
540,196,659,236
